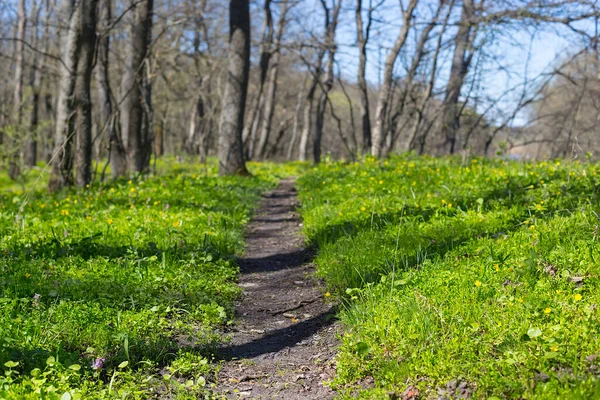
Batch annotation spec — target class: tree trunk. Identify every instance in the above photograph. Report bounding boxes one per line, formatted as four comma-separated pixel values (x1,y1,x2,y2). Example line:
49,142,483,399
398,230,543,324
96,0,126,178
386,1,444,155
313,0,342,164
287,77,306,160
120,0,153,174
407,1,452,152
356,0,372,155
242,0,272,159
441,0,475,155
74,0,97,187
370,0,418,157
256,0,289,159
49,0,83,192
218,0,250,176
9,0,27,179
298,81,317,161
26,0,44,167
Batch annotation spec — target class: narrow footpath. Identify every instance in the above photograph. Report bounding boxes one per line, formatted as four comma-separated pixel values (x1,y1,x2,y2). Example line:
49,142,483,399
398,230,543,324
216,179,339,399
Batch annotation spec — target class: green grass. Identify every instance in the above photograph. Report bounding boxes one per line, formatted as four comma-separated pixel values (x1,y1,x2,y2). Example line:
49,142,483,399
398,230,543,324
0,158,305,399
298,155,600,399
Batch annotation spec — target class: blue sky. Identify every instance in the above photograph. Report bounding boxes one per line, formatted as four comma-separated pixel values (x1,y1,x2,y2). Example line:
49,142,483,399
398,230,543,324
290,0,591,127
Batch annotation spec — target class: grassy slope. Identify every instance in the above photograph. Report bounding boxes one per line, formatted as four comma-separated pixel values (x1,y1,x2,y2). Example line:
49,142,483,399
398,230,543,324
0,160,301,399
298,156,600,399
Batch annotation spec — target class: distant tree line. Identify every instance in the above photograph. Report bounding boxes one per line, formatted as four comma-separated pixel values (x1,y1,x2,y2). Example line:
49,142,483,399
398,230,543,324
0,0,598,189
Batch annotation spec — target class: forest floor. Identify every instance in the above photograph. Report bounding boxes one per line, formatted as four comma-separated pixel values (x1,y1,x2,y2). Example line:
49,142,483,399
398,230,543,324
216,178,340,399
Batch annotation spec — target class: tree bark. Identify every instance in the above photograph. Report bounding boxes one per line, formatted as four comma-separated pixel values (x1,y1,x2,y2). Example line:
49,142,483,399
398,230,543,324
356,0,373,155
120,0,154,174
74,0,97,187
218,0,250,175
370,0,419,157
96,0,126,178
313,0,341,164
242,0,272,159
9,0,27,179
256,0,289,159
407,0,453,152
287,76,306,160
386,0,444,155
441,0,475,155
49,0,83,192
25,0,44,167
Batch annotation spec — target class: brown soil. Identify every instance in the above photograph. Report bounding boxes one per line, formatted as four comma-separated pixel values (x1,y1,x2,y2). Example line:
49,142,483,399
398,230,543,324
215,178,340,399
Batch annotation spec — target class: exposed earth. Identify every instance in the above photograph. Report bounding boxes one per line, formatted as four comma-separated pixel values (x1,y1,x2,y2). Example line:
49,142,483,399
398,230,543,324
216,179,340,399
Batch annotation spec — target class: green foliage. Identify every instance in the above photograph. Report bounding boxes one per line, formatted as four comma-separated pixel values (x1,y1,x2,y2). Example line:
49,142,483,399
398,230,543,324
0,160,280,398
298,155,600,399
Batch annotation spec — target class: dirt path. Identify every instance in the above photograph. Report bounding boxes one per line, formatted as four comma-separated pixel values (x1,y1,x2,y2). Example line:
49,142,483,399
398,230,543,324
215,179,339,399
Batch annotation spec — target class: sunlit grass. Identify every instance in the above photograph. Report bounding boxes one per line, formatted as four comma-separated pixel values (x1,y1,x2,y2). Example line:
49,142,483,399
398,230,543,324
298,155,600,399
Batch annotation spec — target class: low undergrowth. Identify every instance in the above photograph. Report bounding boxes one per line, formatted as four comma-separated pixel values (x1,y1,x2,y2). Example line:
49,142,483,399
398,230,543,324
298,155,600,399
0,159,300,399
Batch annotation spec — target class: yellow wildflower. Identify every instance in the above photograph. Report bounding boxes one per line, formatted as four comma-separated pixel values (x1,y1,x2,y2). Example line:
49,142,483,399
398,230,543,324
474,280,482,287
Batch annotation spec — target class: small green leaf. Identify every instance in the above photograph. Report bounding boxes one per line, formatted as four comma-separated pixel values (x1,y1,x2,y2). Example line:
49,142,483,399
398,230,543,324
61,392,72,400
4,361,18,368
46,356,56,366
118,361,129,369
68,364,81,371
197,376,206,387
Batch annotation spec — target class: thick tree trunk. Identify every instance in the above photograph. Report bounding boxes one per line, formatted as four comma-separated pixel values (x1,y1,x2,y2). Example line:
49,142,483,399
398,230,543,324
96,0,126,178
370,0,418,157
120,0,153,174
218,0,250,176
441,0,475,155
356,0,372,155
256,0,289,160
74,0,97,187
49,1,82,192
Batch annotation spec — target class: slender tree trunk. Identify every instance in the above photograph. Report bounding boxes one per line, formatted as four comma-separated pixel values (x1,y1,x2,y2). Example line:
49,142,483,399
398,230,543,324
49,0,83,192
120,0,153,174
256,0,289,159
96,0,126,178
242,0,272,159
313,0,341,164
298,80,318,161
287,77,306,160
26,0,44,167
356,0,373,155
441,0,475,155
218,0,250,175
9,0,27,179
370,0,418,157
186,94,205,154
386,1,444,155
407,1,452,152
74,0,97,187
